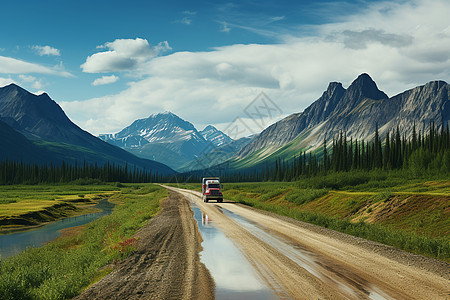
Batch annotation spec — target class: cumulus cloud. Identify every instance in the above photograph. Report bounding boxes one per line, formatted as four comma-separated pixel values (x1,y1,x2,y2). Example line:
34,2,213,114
81,38,171,73
62,0,450,136
92,75,119,86
0,56,72,77
32,45,61,56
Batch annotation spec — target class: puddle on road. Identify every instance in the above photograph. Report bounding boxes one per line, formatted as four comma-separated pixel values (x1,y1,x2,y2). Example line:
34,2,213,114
220,207,393,300
191,205,275,300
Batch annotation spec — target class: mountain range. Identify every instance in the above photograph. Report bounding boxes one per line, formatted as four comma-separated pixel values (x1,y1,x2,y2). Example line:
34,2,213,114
99,112,249,170
0,84,174,175
1,73,448,175
233,73,449,168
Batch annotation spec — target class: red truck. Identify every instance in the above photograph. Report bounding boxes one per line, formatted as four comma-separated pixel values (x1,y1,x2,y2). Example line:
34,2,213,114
202,177,223,203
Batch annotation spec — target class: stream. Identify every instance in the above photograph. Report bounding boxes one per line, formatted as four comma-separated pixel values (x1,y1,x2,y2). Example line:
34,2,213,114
0,199,114,259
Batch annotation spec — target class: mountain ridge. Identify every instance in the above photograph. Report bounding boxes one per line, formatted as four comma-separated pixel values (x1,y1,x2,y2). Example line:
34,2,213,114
236,74,449,166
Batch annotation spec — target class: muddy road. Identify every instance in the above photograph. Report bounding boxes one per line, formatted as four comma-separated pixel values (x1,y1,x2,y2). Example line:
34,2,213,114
76,186,449,299
167,186,449,300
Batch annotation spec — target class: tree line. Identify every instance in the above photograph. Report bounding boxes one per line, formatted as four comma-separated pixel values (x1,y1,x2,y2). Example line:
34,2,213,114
263,123,450,181
0,161,162,185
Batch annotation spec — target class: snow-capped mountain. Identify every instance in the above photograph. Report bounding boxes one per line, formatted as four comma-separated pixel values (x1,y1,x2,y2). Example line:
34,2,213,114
100,112,205,148
199,125,232,147
99,112,234,170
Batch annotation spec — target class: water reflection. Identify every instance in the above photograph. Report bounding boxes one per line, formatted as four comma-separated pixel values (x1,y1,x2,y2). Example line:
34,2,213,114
192,205,274,299
0,199,114,258
221,208,391,300
202,212,211,226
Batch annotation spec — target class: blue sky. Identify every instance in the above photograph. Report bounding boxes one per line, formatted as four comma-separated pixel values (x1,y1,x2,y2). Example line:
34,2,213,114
1,0,374,100
1,0,449,136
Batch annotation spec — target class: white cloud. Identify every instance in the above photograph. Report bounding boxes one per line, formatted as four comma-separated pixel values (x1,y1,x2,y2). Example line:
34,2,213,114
0,56,72,77
81,38,171,73
92,75,119,86
19,74,36,82
62,0,450,136
0,77,15,87
32,45,60,56
18,74,44,89
341,29,413,49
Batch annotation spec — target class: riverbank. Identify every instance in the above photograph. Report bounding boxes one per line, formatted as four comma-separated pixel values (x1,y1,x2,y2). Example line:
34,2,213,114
0,183,167,299
0,184,120,231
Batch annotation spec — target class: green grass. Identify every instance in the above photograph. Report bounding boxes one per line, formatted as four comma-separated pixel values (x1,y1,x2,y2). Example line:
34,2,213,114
0,183,167,300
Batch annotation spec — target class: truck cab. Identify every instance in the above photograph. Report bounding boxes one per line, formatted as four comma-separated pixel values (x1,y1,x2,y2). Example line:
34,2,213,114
202,177,223,203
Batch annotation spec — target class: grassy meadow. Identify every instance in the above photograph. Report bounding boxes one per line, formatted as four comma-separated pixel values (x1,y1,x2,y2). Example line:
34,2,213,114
170,171,450,261
0,183,167,299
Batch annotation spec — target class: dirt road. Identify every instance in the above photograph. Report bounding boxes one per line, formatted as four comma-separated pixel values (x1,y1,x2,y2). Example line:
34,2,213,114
167,186,450,300
75,191,214,300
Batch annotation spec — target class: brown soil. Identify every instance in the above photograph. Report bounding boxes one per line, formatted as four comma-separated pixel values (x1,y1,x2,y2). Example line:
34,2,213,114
74,191,214,300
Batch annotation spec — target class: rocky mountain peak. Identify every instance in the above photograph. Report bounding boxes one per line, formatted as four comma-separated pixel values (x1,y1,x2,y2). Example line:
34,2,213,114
0,83,27,100
145,111,196,131
346,73,388,100
0,83,74,142
200,125,232,147
323,82,346,104
326,82,344,92
422,80,448,93
202,125,217,132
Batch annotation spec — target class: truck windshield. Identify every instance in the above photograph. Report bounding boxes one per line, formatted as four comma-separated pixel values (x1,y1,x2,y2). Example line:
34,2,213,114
207,184,220,189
